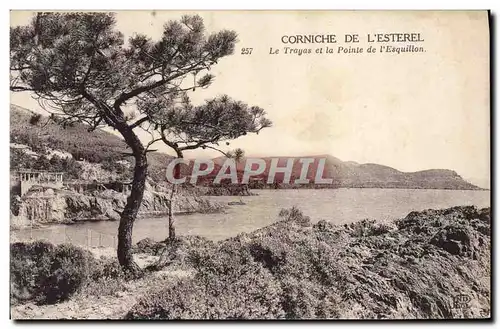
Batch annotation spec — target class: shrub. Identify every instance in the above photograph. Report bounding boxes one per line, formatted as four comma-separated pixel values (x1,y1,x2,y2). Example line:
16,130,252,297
280,276,340,319
29,114,42,126
33,155,52,171
61,157,83,179
134,238,159,254
278,207,311,227
127,255,284,319
126,277,207,319
81,258,126,298
137,235,217,271
101,157,130,176
314,219,335,232
346,219,393,237
128,235,285,319
10,241,54,304
10,241,96,305
10,148,35,170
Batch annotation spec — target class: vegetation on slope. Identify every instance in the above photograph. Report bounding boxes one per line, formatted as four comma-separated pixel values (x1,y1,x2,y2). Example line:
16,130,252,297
10,205,491,319
10,241,122,305
10,104,173,181
127,205,490,319
11,150,83,179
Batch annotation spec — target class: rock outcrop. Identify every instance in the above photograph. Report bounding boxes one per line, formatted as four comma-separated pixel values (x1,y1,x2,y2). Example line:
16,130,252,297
11,184,225,229
127,205,491,319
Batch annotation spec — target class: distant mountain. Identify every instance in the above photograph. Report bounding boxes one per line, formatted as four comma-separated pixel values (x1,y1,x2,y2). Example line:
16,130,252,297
10,104,482,190
208,154,482,190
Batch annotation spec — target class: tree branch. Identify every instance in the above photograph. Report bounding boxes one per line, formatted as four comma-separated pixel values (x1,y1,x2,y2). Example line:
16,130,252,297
10,86,35,92
113,53,212,109
114,79,166,108
160,130,183,158
178,140,210,152
145,137,162,151
201,145,231,157
129,116,150,129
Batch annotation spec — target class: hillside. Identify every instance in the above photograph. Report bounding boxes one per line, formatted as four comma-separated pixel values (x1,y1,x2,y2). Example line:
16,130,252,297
10,104,173,181
208,155,482,190
10,104,481,190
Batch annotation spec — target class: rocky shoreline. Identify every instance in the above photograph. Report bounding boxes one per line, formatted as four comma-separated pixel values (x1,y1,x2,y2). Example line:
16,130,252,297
10,183,225,230
128,205,491,319
10,205,491,319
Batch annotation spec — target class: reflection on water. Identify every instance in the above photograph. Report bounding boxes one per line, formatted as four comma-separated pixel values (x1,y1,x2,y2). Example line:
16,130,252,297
12,188,490,247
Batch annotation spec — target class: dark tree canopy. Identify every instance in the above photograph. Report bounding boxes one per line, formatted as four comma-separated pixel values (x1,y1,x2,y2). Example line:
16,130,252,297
153,94,271,157
10,12,271,274
10,12,238,130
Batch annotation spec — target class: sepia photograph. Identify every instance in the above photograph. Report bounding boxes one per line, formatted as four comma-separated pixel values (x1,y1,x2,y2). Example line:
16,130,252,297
8,10,490,320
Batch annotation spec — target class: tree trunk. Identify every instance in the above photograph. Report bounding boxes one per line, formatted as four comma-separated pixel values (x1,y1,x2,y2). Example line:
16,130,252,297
168,150,183,240
168,183,176,240
116,125,148,277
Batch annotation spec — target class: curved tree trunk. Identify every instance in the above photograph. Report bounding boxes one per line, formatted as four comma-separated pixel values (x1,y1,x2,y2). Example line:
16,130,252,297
116,125,148,276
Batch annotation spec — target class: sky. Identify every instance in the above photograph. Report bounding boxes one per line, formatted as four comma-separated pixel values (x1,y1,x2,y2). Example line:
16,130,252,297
10,11,490,186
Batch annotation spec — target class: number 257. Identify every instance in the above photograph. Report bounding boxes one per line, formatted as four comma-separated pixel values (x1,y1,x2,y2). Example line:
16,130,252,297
241,48,253,55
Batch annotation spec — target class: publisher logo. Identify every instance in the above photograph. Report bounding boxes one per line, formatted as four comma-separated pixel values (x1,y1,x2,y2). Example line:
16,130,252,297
453,294,471,309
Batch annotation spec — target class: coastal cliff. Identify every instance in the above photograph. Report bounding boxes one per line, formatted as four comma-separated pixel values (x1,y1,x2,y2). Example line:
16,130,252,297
11,184,224,229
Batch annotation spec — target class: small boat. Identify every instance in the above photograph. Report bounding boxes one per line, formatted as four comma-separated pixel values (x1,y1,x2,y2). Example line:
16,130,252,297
228,200,246,206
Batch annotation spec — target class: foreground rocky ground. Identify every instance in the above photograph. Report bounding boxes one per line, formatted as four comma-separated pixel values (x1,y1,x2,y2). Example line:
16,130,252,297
11,252,192,319
11,205,490,320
